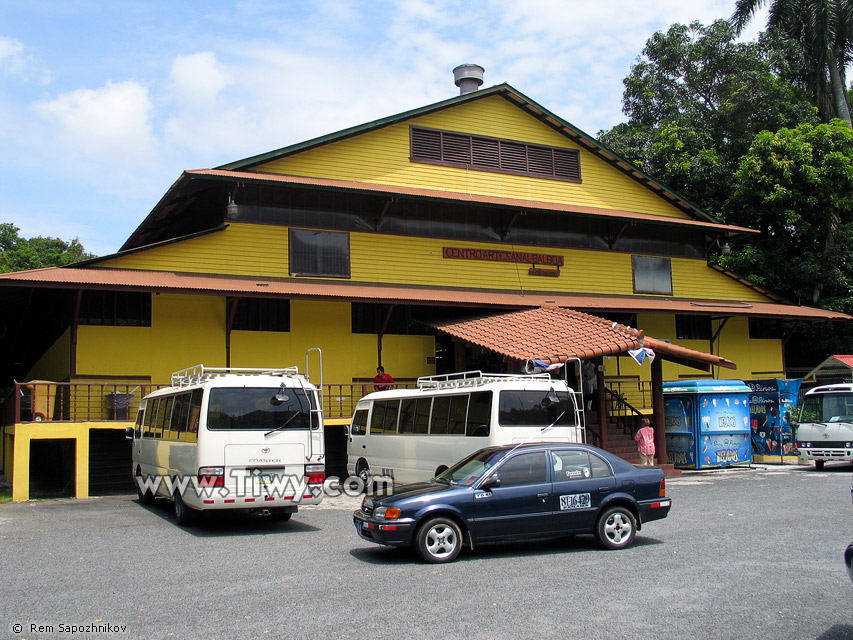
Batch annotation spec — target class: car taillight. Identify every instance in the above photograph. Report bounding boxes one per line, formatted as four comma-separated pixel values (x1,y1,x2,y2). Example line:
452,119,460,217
659,478,666,498
198,466,225,487
305,464,325,484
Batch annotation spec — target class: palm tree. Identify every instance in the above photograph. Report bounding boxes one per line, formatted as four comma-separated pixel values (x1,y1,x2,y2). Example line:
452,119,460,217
732,0,853,124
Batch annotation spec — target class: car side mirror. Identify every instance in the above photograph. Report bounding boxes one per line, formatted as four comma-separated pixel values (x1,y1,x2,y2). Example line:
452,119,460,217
481,475,501,491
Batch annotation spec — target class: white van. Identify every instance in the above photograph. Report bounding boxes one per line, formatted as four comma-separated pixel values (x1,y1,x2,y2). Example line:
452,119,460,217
347,370,583,486
126,364,325,525
796,383,853,469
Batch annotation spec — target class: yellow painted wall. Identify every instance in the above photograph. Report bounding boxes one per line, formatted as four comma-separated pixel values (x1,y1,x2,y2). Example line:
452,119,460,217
26,327,71,382
98,223,772,303
76,293,225,384
257,95,692,220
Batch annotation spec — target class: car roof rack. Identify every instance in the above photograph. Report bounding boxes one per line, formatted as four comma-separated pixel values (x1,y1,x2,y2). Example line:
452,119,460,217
171,365,304,387
417,370,553,390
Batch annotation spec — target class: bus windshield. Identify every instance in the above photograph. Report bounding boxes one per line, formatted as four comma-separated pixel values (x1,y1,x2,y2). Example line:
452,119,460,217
498,389,578,427
207,387,316,430
800,392,853,424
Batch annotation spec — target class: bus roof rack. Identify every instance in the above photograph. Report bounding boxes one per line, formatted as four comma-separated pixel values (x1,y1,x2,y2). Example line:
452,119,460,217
171,365,303,387
417,370,554,390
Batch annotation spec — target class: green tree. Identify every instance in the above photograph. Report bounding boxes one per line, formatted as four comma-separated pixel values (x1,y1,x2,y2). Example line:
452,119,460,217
599,20,818,215
732,0,853,124
0,223,94,273
720,120,853,310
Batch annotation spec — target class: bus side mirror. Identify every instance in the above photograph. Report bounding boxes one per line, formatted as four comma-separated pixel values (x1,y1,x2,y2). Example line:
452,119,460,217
125,426,134,441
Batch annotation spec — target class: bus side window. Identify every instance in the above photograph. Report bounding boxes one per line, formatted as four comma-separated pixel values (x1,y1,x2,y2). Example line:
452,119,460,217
186,389,202,442
447,394,469,435
398,399,417,434
370,401,387,434
158,397,174,440
171,393,191,440
466,391,492,437
430,396,451,434
350,408,368,435
134,407,145,438
383,399,401,434
413,398,431,434
146,399,160,438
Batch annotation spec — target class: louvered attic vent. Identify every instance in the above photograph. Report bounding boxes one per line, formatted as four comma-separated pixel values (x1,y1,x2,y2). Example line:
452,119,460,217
410,126,581,182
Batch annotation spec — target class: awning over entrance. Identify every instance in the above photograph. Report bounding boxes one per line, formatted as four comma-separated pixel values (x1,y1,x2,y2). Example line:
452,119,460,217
425,304,736,372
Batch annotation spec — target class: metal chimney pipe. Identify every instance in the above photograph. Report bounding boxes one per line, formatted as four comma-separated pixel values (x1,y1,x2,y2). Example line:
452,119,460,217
453,64,484,95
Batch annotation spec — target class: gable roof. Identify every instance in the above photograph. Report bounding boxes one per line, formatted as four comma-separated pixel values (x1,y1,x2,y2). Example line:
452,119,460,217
424,305,736,371
218,83,721,224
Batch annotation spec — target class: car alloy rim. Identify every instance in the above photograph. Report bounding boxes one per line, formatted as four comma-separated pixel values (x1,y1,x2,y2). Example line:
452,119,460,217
605,512,632,545
426,524,457,558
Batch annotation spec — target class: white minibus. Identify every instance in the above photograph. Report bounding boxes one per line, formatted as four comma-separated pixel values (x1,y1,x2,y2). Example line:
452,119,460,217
126,364,325,525
795,383,853,469
346,370,583,485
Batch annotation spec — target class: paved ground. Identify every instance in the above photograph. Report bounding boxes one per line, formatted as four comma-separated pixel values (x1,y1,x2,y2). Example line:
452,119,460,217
1,462,852,640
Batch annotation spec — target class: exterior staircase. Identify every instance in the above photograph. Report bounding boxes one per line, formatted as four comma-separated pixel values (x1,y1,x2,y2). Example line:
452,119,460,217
595,413,682,478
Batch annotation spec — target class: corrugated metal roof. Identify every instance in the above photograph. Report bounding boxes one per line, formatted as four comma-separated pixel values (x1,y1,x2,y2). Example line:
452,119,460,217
424,305,736,369
0,267,848,322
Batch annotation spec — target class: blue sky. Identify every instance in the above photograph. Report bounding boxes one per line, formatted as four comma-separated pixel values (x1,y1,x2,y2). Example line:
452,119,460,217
1,1,767,257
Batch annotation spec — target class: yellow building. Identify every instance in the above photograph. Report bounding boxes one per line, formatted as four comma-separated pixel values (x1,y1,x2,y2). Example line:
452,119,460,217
0,68,847,499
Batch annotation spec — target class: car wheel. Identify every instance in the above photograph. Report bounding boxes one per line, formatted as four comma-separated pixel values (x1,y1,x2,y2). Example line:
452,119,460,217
815,460,825,470
595,506,636,550
355,459,372,492
415,517,462,564
173,490,196,527
135,468,155,505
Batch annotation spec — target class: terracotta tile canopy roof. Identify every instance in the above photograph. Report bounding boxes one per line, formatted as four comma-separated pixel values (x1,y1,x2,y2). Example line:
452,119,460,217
0,266,849,323
425,305,736,371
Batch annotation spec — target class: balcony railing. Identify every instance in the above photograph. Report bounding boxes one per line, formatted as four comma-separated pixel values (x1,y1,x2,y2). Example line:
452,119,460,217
1,377,652,426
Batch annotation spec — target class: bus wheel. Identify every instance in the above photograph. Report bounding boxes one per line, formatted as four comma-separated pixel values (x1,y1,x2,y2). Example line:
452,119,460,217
355,459,372,491
173,490,196,527
415,517,462,563
815,460,825,470
267,509,293,522
135,468,155,505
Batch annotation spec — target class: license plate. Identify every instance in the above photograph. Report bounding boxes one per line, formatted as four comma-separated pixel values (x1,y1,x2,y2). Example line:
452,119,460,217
559,493,591,510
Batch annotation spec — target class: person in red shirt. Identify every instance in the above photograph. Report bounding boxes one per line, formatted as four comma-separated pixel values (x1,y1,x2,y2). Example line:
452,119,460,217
635,417,656,466
373,366,394,391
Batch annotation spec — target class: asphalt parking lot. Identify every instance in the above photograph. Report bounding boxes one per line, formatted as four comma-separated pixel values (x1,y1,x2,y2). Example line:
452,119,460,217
2,463,852,640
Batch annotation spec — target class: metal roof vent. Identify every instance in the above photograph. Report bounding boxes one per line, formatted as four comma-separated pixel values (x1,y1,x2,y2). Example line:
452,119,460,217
453,64,484,95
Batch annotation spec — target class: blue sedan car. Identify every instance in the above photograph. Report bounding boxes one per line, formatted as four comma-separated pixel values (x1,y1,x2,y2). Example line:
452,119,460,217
353,442,672,563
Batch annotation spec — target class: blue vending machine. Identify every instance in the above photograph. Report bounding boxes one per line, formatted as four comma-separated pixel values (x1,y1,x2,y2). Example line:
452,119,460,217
745,379,802,459
663,380,752,469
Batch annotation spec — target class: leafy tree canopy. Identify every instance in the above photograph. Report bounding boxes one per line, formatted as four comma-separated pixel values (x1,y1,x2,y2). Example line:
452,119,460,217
0,223,94,273
599,19,818,215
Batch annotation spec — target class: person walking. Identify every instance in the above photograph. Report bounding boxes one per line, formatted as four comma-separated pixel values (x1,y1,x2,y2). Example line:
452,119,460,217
635,417,656,466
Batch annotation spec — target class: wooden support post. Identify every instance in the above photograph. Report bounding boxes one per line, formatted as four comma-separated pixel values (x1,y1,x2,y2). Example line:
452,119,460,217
651,355,667,465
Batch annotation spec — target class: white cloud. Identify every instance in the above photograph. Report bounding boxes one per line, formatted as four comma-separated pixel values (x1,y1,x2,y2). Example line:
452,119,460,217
0,36,50,83
33,80,155,158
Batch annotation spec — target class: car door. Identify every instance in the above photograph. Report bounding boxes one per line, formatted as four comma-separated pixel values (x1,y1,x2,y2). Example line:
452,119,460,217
550,449,616,533
471,450,555,540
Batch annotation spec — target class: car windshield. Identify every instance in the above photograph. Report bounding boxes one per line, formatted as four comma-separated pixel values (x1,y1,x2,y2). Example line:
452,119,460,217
435,449,507,486
800,392,853,423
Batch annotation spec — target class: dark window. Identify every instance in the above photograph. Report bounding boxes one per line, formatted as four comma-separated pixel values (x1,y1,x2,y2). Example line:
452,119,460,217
589,453,613,478
187,389,202,442
749,318,785,339
289,229,350,278
351,303,429,335
207,387,316,431
411,127,582,182
498,390,578,427
79,291,151,326
351,409,368,436
466,391,492,437
447,395,469,435
231,298,290,332
382,400,400,434
496,451,549,487
430,396,451,434
398,398,431,435
632,255,673,295
170,393,191,437
676,315,712,340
